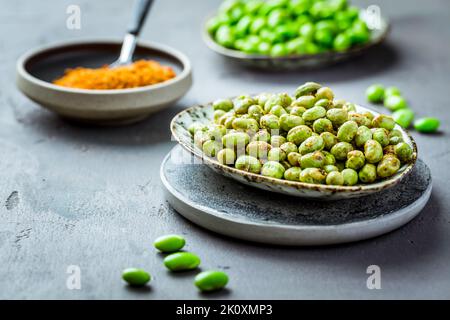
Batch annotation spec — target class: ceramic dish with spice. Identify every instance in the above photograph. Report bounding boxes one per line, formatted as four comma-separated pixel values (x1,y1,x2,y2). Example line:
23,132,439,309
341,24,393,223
170,90,417,200
16,39,192,125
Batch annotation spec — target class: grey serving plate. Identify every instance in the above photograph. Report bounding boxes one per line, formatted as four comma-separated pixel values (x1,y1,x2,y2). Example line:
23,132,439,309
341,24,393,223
161,145,431,246
170,100,417,200
203,12,390,70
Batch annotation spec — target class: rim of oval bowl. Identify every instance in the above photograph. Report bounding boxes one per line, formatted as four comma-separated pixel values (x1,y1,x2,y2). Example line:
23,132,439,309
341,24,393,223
170,102,418,194
16,38,192,95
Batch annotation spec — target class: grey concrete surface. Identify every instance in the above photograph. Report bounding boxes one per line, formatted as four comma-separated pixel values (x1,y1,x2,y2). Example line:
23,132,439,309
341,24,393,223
0,0,449,299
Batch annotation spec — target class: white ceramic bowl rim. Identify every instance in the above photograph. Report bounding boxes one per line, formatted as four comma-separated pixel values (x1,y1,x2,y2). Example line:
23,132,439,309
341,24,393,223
16,38,192,95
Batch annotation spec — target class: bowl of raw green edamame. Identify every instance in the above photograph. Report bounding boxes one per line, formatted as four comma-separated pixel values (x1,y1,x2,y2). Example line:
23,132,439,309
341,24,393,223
203,0,389,69
171,82,417,200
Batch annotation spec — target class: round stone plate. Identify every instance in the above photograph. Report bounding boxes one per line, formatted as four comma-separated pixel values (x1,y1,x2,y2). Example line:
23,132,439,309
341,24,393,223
161,145,431,246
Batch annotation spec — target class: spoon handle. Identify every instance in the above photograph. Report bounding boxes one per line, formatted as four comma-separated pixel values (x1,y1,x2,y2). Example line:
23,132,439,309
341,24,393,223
127,0,154,36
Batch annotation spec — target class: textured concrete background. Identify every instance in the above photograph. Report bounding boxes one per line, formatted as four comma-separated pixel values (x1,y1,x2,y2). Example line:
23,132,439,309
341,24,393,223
0,0,449,299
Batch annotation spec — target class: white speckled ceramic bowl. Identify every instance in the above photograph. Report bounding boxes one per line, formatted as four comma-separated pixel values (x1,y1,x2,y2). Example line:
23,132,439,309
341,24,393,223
203,12,389,70
16,39,192,125
170,100,417,200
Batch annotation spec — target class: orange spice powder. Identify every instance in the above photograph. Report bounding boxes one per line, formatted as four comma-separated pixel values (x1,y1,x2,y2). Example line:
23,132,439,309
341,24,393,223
53,59,176,90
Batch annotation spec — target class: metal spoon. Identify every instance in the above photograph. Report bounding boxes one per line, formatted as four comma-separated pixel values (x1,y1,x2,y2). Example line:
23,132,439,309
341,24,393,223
110,0,154,68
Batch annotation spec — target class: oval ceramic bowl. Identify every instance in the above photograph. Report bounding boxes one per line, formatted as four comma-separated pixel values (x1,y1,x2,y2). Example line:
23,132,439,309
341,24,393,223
203,12,389,70
16,39,192,125
170,100,417,200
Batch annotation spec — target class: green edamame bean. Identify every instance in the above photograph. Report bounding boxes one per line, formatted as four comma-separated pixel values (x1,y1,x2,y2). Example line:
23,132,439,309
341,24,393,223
326,108,348,127
299,167,326,184
342,168,358,186
343,102,357,112
292,95,316,109
320,132,338,150
302,106,327,122
270,135,286,147
223,115,237,129
280,142,298,156
300,151,325,169
284,167,302,181
261,161,285,179
314,98,331,109
214,110,227,124
354,126,372,147
235,155,262,174
384,95,407,111
313,118,334,134
394,142,413,163
280,114,305,131
316,87,334,101
330,142,353,161
348,112,372,127
234,97,255,114
260,114,280,130
287,125,313,145
251,129,271,143
359,163,377,183
164,252,201,272
222,132,250,150
255,93,272,107
326,171,344,185
290,106,307,117
232,117,259,132
217,148,236,165
153,234,186,253
322,151,336,165
247,105,264,122
268,147,286,162
295,82,321,98
346,150,365,170
203,140,223,157
372,115,396,131
246,141,272,159
324,164,339,173
392,109,414,128
366,84,385,103
372,128,390,147
213,98,234,112
414,117,440,133
376,154,401,178
264,93,292,112
207,124,227,141
364,140,383,164
194,270,229,292
384,86,401,98
269,105,288,117
189,122,207,136
383,145,396,155
299,135,325,155
287,152,302,166
194,130,212,149
122,268,151,286
337,120,358,142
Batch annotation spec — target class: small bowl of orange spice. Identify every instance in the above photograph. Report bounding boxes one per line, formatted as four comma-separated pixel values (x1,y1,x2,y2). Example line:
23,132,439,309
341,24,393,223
16,39,192,125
